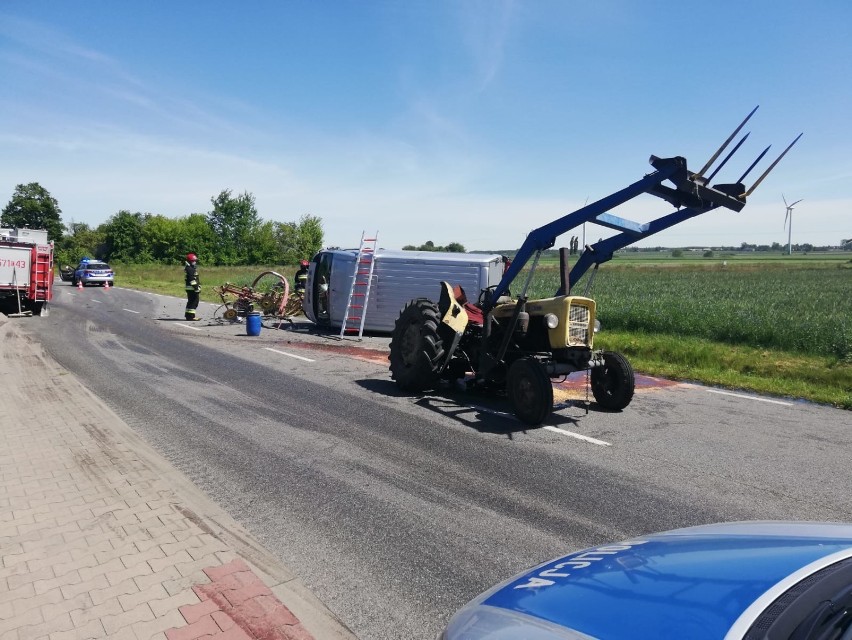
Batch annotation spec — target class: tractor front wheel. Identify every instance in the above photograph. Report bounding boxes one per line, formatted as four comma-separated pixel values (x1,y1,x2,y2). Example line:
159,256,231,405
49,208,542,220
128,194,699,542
389,298,445,391
591,351,635,411
507,357,553,425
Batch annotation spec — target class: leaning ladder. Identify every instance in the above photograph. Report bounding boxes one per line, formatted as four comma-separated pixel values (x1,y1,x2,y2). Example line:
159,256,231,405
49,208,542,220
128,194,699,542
339,231,378,339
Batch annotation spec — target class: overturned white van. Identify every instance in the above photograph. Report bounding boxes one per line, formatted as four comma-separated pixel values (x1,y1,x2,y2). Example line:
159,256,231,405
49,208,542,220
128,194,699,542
303,249,507,333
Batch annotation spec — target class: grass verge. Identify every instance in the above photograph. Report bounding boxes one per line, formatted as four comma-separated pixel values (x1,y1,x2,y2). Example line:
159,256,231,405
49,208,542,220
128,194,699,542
596,330,851,409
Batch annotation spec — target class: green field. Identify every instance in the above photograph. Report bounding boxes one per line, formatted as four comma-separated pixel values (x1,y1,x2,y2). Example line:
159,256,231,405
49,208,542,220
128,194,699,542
529,255,851,360
111,255,852,409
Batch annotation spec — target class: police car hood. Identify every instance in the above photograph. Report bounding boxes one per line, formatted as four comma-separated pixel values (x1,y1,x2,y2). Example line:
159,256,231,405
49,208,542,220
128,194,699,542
444,521,852,640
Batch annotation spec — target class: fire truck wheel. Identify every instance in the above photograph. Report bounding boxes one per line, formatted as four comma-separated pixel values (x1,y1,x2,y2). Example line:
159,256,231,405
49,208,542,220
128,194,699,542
389,298,444,391
591,351,635,411
507,357,553,425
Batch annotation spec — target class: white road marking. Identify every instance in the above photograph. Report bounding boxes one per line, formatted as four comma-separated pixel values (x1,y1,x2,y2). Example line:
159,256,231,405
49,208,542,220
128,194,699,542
90,299,102,303
122,308,140,314
543,425,612,446
457,403,611,445
461,403,515,419
264,347,315,362
176,323,203,331
705,389,793,406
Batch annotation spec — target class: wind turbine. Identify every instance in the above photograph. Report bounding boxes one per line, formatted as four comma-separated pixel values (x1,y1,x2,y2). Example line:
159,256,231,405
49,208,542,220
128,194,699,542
783,194,803,255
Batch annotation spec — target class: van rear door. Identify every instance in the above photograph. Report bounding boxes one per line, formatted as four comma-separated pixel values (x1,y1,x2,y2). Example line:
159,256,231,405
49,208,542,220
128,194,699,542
306,251,334,326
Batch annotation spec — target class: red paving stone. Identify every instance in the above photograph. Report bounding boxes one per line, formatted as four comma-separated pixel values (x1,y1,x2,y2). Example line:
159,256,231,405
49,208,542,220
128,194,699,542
167,560,315,640
166,616,221,640
180,599,221,624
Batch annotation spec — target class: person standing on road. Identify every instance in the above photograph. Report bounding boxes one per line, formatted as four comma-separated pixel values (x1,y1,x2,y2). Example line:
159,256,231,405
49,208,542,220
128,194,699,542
184,253,202,321
294,259,309,295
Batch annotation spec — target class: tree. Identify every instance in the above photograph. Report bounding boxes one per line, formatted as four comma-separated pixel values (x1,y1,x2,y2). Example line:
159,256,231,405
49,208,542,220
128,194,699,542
247,221,279,264
54,222,105,266
295,214,323,261
101,211,149,262
270,214,324,265
178,213,217,264
274,221,300,264
2,183,64,241
402,240,467,252
207,189,261,265
141,215,182,263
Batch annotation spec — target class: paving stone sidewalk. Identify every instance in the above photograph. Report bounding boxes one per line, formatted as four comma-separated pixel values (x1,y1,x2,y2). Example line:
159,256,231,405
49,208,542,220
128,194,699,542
0,317,357,640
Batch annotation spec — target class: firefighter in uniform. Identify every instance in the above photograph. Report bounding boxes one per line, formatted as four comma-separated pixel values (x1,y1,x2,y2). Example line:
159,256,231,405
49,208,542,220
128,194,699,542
294,259,309,295
184,253,201,320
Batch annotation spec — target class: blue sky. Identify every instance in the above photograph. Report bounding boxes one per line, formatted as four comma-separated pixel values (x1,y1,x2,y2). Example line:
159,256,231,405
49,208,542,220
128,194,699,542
1,1,849,251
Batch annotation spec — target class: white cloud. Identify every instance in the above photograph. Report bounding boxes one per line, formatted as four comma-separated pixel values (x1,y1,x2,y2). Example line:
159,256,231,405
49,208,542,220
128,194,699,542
456,0,517,91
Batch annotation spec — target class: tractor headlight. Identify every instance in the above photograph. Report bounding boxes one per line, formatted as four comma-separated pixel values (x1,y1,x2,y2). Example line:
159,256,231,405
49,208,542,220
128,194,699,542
545,313,559,329
594,319,601,333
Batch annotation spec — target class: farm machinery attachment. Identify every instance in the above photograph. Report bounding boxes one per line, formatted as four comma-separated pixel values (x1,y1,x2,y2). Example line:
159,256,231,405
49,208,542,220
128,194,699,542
213,270,304,323
389,107,802,424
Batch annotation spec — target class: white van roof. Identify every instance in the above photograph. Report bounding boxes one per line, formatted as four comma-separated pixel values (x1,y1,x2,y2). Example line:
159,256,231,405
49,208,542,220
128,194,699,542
322,248,502,264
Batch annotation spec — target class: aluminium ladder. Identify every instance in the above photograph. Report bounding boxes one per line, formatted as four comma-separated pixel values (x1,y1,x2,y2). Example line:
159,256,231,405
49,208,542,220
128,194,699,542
339,231,378,339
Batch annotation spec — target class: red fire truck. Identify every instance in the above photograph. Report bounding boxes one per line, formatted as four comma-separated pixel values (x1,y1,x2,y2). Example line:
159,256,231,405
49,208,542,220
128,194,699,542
0,227,54,317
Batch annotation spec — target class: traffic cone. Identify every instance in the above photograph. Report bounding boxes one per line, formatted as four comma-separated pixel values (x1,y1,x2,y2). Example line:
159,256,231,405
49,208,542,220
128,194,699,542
76,279,82,290
104,280,110,290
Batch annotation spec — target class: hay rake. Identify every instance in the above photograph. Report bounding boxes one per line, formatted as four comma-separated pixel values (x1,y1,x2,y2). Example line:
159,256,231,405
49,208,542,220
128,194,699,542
212,270,303,323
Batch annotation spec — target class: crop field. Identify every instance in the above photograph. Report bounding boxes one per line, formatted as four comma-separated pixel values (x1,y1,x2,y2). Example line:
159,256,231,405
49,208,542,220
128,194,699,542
528,257,851,361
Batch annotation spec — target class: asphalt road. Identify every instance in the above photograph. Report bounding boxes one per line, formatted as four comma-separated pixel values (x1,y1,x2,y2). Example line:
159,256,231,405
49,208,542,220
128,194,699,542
17,282,852,640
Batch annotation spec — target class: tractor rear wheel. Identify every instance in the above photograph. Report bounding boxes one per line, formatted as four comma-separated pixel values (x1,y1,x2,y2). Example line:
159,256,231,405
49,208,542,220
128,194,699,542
507,357,553,425
591,351,635,410
389,298,445,391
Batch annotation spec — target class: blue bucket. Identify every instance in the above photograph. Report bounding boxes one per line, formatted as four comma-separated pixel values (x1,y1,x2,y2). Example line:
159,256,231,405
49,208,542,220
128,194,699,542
246,311,262,336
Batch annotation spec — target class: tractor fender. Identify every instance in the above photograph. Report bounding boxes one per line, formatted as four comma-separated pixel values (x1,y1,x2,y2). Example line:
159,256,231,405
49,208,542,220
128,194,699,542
436,281,470,372
438,281,469,333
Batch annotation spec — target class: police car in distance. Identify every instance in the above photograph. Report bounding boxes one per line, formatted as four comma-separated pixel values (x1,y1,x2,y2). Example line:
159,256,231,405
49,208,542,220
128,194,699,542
441,521,852,640
72,258,114,287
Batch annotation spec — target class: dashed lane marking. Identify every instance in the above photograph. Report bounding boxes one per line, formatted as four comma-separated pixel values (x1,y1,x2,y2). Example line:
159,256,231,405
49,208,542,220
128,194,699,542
705,389,794,406
176,322,203,331
543,425,612,446
264,347,315,362
122,308,140,314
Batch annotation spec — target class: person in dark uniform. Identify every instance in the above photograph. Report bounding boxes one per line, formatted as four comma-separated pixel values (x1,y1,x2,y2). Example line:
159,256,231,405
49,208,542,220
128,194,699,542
294,259,309,294
184,253,201,320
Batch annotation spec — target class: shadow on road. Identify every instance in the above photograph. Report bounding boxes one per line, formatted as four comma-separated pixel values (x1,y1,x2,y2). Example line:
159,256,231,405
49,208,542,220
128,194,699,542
356,378,585,437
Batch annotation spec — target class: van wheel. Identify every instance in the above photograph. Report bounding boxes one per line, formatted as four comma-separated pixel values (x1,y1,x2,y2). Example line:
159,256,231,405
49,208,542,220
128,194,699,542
389,299,444,391
507,358,553,425
591,351,635,410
